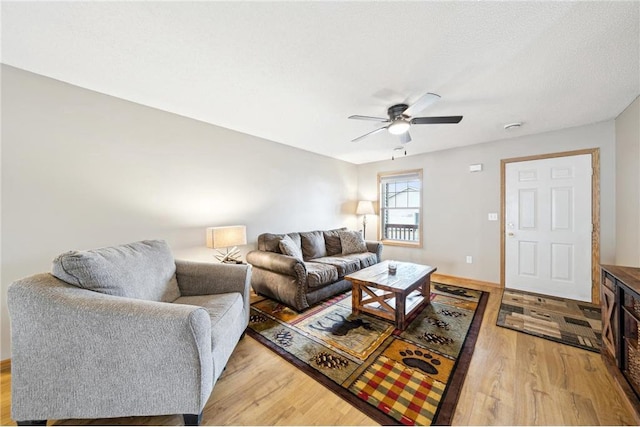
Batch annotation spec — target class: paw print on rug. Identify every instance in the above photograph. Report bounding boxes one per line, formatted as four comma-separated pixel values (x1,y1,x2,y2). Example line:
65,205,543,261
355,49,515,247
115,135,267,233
399,349,441,375
273,329,293,347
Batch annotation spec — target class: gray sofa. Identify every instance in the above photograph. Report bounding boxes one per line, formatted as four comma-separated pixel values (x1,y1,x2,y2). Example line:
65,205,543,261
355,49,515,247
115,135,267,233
246,228,382,311
8,240,250,426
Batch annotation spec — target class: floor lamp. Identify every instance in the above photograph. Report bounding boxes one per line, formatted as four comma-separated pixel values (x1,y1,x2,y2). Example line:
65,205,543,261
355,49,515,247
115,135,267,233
356,200,375,239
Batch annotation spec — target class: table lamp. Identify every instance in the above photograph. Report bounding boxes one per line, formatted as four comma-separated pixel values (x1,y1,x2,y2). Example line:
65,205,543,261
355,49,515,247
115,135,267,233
206,225,247,263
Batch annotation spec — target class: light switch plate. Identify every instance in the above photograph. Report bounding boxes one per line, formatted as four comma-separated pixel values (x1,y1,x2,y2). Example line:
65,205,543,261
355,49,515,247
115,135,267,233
488,213,498,221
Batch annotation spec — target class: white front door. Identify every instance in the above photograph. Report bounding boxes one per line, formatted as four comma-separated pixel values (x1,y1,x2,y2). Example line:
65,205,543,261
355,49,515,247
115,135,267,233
505,154,593,301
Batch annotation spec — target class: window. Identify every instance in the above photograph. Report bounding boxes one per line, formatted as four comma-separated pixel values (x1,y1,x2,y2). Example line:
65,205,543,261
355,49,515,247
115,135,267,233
378,169,422,247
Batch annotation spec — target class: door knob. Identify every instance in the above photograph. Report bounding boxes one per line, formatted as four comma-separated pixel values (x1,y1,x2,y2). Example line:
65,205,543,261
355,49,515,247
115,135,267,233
507,232,515,237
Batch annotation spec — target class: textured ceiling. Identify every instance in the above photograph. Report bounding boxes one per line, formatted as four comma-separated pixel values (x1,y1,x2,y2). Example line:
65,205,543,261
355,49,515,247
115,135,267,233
2,1,639,164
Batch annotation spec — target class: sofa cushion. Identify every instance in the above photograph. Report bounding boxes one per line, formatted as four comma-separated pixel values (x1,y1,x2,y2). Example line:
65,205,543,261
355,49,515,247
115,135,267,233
305,262,339,288
311,256,360,278
300,231,327,260
51,239,181,303
339,230,368,255
279,234,304,261
258,233,281,253
323,228,347,256
259,232,301,253
343,252,378,269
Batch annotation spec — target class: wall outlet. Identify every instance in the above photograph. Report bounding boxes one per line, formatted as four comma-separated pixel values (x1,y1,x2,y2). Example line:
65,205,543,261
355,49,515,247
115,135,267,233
488,213,498,221
466,256,473,264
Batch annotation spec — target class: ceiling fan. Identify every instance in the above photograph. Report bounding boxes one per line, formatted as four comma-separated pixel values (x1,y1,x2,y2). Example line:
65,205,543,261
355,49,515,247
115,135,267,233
349,92,462,144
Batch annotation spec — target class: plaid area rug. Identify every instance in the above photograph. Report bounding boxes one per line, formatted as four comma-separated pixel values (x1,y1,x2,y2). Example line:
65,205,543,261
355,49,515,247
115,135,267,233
247,283,488,426
496,288,602,352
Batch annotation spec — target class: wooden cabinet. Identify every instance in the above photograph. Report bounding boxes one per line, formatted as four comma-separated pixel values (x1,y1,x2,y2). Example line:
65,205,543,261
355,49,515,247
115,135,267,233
601,265,640,422
600,272,618,357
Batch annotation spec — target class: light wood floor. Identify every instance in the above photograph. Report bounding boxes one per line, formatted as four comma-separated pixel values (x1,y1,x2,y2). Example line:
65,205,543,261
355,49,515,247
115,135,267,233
1,275,637,425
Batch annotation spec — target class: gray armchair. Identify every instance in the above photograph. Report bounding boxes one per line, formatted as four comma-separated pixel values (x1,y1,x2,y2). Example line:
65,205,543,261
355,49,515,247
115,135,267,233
8,240,251,426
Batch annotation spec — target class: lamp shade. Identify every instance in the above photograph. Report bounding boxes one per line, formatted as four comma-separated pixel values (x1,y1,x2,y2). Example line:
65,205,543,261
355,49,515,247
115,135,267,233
206,225,247,249
356,200,375,215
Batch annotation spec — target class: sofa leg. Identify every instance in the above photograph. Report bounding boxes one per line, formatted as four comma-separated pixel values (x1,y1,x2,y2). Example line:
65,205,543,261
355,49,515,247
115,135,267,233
183,412,202,426
17,421,47,426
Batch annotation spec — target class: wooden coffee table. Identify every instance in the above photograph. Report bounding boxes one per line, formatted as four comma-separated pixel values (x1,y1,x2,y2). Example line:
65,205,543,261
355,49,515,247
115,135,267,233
346,261,437,330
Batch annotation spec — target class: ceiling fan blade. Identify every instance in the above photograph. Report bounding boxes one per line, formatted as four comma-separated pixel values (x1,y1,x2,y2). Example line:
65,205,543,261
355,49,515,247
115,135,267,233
403,92,441,117
351,126,388,142
399,131,411,144
411,116,463,124
348,115,390,122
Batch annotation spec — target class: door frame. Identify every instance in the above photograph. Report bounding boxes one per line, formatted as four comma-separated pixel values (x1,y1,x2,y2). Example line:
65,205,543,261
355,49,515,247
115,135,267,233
500,148,600,303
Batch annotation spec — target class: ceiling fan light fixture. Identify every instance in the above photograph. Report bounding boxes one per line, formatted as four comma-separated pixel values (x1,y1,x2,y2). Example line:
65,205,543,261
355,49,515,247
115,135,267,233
388,119,410,135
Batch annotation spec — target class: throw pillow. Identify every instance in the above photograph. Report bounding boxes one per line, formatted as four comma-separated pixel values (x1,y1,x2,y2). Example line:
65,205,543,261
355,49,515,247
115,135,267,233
279,234,304,261
323,228,347,256
51,240,181,303
300,230,327,260
259,233,286,253
339,230,368,255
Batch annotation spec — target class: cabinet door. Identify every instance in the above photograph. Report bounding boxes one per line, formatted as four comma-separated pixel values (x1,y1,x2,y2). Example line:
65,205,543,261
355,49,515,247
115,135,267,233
601,279,617,357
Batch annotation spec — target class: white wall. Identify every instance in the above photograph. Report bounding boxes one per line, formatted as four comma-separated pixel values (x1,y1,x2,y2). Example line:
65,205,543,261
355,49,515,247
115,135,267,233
614,96,640,266
0,66,358,360
356,121,617,284
0,64,629,362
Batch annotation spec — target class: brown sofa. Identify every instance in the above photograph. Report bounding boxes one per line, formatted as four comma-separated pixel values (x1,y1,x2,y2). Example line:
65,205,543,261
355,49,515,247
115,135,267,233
246,228,383,311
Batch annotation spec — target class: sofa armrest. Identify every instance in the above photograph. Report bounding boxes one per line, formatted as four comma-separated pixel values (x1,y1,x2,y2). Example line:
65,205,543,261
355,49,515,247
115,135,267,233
246,250,306,278
8,273,213,420
366,241,383,263
175,260,251,298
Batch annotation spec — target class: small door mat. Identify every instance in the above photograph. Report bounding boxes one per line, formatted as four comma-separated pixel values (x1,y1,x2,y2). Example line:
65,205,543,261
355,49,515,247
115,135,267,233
247,282,488,426
496,288,602,352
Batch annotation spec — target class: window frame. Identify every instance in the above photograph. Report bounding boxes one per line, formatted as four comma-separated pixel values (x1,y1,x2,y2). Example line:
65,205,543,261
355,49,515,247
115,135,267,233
377,168,423,248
